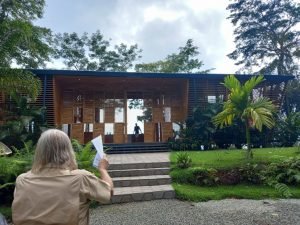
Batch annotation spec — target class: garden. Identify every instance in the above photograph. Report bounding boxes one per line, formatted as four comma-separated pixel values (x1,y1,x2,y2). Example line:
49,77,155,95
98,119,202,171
168,75,300,202
1,74,300,222
171,147,300,201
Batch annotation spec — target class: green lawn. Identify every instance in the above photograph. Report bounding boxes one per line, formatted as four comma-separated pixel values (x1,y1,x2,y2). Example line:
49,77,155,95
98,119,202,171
170,147,300,201
173,183,300,202
170,147,299,169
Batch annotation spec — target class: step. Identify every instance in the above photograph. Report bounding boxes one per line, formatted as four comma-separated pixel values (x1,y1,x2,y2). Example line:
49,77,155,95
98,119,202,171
107,149,169,154
111,185,175,203
109,167,170,178
113,175,171,187
109,162,170,170
105,143,170,154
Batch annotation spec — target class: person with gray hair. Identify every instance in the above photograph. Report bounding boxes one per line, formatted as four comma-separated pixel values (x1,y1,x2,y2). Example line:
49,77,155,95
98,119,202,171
12,129,113,225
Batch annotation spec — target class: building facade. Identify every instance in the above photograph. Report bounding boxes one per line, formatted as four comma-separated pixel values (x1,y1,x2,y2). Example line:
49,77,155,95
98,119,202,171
0,69,293,144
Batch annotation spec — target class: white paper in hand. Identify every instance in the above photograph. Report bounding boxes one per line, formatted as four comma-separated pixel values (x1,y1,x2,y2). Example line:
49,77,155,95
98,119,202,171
92,135,104,168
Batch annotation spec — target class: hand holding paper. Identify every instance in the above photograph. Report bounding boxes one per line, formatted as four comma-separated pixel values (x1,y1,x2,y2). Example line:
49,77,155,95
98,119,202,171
92,135,104,168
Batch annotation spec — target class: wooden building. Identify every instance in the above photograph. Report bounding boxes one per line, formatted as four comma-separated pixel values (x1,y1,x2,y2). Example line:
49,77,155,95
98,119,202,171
0,69,293,144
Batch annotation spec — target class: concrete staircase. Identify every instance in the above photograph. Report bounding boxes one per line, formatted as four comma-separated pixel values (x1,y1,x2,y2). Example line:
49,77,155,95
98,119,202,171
106,143,170,154
108,153,175,203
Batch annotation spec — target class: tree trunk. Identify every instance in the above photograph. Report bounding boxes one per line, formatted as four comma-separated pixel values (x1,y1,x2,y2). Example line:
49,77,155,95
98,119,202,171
245,122,252,159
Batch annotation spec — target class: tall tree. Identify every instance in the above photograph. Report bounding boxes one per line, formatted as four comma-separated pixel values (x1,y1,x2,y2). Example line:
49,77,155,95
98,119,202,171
213,75,276,159
0,0,53,99
54,30,142,71
227,0,300,75
135,39,211,73
53,32,89,70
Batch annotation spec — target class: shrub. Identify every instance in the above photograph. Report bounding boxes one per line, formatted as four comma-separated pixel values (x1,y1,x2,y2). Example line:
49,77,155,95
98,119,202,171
72,139,96,170
171,167,219,186
239,163,264,184
0,142,33,207
176,152,192,169
170,168,195,184
217,169,242,185
191,167,219,186
260,157,300,186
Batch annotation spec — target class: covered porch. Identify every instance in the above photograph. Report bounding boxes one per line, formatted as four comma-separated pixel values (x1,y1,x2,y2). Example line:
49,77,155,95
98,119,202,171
53,75,189,144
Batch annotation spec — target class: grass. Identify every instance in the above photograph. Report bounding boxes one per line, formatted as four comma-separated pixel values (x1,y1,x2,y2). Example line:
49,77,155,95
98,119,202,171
170,147,300,201
170,147,299,169
173,183,300,202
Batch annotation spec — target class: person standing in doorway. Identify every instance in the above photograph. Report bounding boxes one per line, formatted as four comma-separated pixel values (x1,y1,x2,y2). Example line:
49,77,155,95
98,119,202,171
134,123,142,136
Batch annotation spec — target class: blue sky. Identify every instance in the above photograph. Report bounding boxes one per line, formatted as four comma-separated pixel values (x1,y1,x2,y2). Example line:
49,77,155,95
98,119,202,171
36,0,239,73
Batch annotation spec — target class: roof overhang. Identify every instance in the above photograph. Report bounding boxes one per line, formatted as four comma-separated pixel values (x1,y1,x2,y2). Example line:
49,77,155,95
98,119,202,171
30,69,294,83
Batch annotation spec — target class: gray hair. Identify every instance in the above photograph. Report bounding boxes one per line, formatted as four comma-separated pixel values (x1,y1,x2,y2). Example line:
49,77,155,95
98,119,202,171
31,129,78,173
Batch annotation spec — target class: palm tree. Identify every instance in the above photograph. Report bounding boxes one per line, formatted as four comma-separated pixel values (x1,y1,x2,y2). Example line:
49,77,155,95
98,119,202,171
213,75,276,159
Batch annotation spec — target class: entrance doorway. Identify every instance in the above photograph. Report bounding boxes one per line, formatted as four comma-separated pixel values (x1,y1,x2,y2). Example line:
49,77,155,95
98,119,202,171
127,98,144,143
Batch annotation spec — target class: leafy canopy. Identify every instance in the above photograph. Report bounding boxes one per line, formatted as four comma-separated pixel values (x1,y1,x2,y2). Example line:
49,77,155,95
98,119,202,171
135,39,211,73
0,0,53,99
54,30,142,71
227,0,300,75
0,0,53,68
0,68,40,99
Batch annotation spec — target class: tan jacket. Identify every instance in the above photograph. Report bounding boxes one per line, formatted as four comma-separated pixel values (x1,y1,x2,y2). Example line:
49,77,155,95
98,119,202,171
12,168,111,225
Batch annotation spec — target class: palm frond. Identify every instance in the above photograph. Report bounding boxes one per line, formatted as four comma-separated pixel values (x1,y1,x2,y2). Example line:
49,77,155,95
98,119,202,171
244,75,265,94
247,98,277,131
213,107,236,128
251,97,277,113
222,75,241,91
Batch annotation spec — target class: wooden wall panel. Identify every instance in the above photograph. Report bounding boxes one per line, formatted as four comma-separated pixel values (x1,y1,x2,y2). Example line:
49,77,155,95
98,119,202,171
93,123,104,138
105,107,114,123
61,107,73,124
171,107,183,122
71,124,83,143
114,123,125,143
144,122,154,142
162,122,173,142
62,91,73,107
83,108,94,123
152,107,162,122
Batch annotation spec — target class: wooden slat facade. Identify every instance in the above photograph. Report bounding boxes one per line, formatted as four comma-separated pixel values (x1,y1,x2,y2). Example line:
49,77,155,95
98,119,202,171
49,76,188,144
0,70,292,144
187,77,288,117
35,75,55,127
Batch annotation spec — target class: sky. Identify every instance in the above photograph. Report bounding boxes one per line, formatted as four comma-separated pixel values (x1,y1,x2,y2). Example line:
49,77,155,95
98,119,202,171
35,0,239,74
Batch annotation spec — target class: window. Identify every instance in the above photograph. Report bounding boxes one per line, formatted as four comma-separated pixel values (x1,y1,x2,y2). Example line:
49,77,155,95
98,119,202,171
74,107,83,123
207,96,216,103
141,107,152,122
84,123,94,132
172,123,181,139
62,124,71,136
115,107,124,123
163,107,171,122
105,123,114,135
95,108,104,123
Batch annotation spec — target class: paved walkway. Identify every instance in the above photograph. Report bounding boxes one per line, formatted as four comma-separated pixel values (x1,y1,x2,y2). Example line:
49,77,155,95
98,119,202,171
107,152,170,165
90,199,300,225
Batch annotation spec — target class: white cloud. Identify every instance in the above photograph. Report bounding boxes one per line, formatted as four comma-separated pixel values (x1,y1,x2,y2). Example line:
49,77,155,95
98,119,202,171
143,5,185,23
37,0,239,73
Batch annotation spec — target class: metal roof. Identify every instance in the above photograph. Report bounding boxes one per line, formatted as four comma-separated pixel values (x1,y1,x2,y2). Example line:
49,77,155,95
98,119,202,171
31,69,294,83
